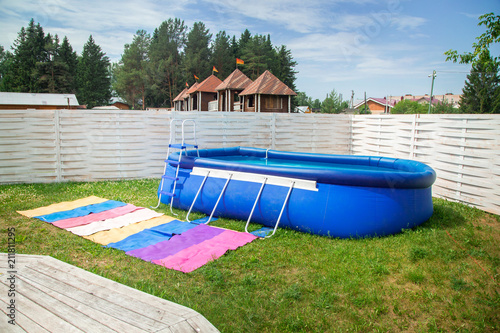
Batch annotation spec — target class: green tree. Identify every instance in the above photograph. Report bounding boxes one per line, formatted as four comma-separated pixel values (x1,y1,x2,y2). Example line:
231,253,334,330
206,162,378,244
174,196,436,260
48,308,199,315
391,100,428,114
460,51,500,113
272,45,297,92
240,34,274,79
321,89,348,113
312,99,322,109
357,105,372,114
76,35,111,108
58,36,78,93
36,34,78,94
114,30,150,109
11,19,46,92
0,46,15,91
184,22,212,83
445,13,499,65
211,31,234,79
295,91,312,107
148,18,187,107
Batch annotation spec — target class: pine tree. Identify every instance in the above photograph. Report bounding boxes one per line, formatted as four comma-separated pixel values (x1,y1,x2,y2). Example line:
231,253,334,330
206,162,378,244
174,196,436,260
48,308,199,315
76,35,111,108
460,51,500,113
211,31,233,79
114,30,150,109
148,18,187,107
58,36,78,93
184,22,212,82
11,19,46,92
0,46,15,91
321,89,348,114
273,45,298,91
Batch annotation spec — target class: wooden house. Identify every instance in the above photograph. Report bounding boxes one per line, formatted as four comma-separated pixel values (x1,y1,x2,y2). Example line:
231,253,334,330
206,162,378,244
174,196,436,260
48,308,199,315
186,75,222,111
353,97,396,115
215,69,253,111
173,88,189,111
239,70,296,113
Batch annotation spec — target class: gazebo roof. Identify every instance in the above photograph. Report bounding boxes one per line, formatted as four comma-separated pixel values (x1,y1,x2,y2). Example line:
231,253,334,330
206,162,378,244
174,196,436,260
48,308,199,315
189,75,222,94
240,70,296,96
215,69,253,91
173,88,188,102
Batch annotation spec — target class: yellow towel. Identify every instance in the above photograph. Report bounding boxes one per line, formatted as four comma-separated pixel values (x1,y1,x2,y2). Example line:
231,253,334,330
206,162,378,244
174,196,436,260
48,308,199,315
83,215,176,245
17,196,108,218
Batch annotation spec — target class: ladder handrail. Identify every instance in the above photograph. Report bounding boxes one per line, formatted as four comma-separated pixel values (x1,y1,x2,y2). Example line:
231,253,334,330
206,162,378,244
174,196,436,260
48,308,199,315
244,177,268,233
205,173,233,224
155,118,198,211
265,181,295,238
186,170,210,222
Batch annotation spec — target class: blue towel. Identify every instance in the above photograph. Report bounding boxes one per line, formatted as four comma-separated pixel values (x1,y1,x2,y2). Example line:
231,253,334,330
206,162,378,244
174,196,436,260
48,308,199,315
34,200,127,223
107,220,198,252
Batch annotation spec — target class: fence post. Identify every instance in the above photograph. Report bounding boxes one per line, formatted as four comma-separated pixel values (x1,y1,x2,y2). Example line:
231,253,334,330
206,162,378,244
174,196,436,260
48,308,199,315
54,109,62,182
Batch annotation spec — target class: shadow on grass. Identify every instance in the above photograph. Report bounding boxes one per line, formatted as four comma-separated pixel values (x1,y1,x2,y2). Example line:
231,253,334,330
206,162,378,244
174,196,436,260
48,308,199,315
416,198,481,231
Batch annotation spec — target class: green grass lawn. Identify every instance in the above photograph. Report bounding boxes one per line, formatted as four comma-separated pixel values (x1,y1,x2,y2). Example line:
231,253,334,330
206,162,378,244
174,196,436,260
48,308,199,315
1,179,499,332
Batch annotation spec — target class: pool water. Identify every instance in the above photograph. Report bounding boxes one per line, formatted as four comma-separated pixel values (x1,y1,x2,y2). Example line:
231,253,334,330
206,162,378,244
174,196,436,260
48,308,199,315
210,155,400,173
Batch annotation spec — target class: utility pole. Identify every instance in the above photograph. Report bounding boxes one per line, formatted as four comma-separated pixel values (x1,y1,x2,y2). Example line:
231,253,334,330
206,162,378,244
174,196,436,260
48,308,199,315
428,70,436,114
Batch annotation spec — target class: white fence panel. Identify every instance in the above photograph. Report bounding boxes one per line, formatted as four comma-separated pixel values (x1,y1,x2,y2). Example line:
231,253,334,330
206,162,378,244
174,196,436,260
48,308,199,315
0,110,58,183
352,114,500,215
0,110,498,215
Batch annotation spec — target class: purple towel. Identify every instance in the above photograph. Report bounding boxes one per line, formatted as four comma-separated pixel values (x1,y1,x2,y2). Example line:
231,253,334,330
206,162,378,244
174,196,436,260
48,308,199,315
152,229,258,273
126,224,224,261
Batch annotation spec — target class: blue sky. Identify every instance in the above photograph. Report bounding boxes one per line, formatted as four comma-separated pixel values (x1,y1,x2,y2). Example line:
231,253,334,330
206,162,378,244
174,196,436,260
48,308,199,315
1,0,499,101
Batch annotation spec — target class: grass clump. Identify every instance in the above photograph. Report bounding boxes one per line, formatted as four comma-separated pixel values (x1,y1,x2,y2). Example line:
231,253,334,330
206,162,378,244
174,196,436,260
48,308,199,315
0,179,499,332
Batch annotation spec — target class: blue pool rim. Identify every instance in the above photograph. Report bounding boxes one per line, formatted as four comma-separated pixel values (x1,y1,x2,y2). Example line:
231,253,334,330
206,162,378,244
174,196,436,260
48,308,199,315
168,146,436,189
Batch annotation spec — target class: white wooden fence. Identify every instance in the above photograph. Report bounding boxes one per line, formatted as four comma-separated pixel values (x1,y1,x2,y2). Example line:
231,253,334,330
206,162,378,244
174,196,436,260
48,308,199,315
0,110,498,215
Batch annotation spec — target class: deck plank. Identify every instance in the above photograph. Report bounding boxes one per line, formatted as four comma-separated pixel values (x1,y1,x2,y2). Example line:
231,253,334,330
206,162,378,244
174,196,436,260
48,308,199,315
0,253,219,332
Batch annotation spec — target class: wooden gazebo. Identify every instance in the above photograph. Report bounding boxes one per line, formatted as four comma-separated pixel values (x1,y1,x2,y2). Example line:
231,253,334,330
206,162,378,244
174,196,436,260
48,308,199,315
215,69,253,111
239,70,296,113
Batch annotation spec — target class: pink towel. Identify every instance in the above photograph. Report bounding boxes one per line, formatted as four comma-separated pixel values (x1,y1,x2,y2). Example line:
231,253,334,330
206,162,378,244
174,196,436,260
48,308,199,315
152,229,257,273
52,204,140,229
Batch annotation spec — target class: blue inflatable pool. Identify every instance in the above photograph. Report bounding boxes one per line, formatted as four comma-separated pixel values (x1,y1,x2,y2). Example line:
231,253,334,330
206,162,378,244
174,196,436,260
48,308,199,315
158,147,436,238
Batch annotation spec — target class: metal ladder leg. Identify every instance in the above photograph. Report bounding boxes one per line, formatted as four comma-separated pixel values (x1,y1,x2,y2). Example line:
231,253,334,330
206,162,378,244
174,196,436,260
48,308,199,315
245,178,268,233
168,152,183,216
266,181,295,238
186,171,211,222
205,173,233,224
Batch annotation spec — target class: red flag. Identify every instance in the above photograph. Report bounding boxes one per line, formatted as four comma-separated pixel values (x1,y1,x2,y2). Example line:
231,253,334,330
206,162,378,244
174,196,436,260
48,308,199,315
185,82,189,87
213,66,218,72
236,58,244,65
194,74,199,80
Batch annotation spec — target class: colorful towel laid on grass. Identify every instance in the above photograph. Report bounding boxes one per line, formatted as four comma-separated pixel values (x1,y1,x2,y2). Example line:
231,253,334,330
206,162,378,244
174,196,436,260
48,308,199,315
17,196,258,272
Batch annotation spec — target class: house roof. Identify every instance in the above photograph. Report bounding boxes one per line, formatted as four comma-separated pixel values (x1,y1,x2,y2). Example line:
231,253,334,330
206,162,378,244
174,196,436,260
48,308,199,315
414,96,441,105
189,75,223,94
186,82,199,95
173,88,189,102
0,92,80,106
215,69,253,91
240,70,296,96
353,97,396,109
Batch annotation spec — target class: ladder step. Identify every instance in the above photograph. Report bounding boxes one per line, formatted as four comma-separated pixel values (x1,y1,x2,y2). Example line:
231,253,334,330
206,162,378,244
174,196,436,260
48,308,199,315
159,190,176,197
162,175,179,181
250,227,274,238
165,160,180,166
169,143,198,149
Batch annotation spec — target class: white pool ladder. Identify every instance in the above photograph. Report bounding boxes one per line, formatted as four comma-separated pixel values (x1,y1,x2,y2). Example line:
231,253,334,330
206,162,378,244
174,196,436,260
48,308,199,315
186,171,233,224
245,179,295,238
153,119,199,215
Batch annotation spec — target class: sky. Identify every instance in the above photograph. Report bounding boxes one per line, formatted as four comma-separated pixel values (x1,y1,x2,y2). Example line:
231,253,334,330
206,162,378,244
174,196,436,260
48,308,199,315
1,0,499,102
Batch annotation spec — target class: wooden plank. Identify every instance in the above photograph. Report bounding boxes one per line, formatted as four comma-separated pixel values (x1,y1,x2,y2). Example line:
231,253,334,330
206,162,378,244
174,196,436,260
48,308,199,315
0,280,85,333
0,254,219,332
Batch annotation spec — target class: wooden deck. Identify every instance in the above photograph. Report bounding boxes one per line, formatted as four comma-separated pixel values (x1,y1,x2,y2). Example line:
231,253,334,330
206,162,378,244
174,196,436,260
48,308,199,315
0,253,219,332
